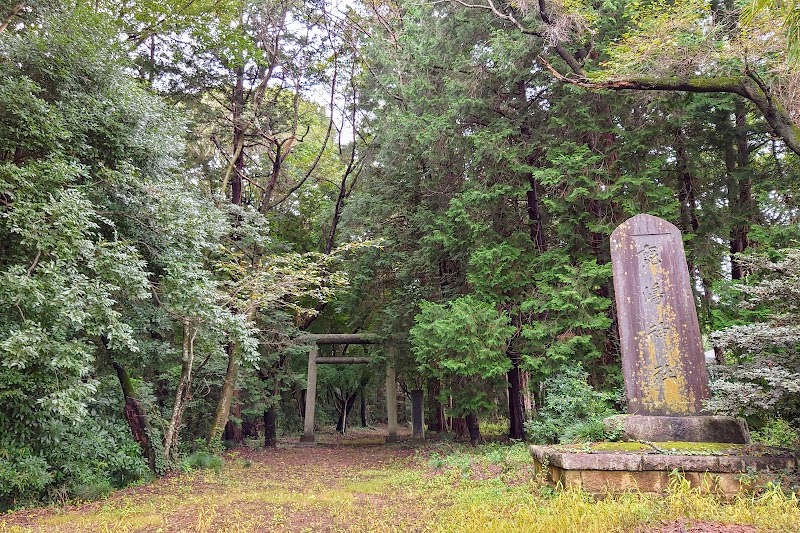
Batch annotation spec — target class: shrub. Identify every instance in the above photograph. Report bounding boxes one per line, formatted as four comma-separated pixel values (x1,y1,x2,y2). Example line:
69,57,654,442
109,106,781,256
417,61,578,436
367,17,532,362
0,448,52,510
751,418,800,448
525,365,619,444
708,249,800,421
0,376,152,510
181,451,224,473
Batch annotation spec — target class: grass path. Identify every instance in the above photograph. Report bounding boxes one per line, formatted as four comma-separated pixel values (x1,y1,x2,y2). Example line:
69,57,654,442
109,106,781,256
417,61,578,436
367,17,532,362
1,439,799,532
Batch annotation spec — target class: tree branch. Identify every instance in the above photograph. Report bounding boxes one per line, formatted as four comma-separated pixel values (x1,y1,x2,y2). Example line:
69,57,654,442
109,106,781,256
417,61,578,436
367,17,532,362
0,3,23,34
538,56,800,157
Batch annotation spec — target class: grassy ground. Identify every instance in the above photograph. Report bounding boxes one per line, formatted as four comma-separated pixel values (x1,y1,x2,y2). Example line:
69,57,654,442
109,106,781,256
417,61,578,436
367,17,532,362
1,430,799,532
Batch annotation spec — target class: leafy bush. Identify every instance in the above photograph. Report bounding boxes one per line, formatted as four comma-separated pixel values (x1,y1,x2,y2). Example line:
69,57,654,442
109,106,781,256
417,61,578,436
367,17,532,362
525,365,619,444
0,377,152,510
181,451,224,473
52,420,152,497
751,419,800,448
708,250,800,421
411,295,515,418
0,448,52,510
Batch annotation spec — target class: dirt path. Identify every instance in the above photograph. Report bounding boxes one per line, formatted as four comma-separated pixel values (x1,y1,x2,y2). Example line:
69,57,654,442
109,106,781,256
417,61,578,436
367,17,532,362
0,443,431,533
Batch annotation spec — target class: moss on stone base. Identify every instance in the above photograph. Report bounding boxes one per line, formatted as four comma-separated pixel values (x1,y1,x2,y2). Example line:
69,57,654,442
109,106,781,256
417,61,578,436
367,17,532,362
552,441,756,455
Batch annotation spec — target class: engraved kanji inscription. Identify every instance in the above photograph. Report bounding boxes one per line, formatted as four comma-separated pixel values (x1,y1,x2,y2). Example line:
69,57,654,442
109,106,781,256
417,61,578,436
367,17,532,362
637,244,662,266
611,214,710,416
644,282,665,303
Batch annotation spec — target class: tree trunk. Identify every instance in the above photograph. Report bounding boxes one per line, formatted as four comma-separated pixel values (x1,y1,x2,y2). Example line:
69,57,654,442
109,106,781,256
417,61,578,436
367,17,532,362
164,321,196,461
209,342,239,443
506,359,526,440
729,100,752,280
426,378,445,432
452,416,468,440
223,388,243,444
360,387,368,427
229,65,245,206
336,392,358,433
0,3,23,35
113,362,157,473
539,43,800,158
676,129,700,277
209,65,246,446
465,413,481,446
521,370,534,417
410,389,424,440
526,175,546,251
264,405,277,447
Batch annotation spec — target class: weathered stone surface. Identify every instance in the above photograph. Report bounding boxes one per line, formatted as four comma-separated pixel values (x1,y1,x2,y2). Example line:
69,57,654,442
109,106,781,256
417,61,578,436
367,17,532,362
581,470,668,493
605,414,750,443
610,214,710,415
530,444,799,495
531,447,644,471
640,454,721,472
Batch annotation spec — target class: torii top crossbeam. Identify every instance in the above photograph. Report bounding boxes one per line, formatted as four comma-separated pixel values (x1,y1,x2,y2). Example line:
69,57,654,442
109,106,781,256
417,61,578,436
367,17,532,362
296,333,379,345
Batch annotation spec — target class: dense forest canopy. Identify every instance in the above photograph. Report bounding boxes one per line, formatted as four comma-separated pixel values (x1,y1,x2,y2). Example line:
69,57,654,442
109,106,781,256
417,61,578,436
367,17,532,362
1,0,799,508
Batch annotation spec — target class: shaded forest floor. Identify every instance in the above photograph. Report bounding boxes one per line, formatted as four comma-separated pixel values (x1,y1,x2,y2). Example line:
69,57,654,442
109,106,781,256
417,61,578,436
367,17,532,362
1,427,799,532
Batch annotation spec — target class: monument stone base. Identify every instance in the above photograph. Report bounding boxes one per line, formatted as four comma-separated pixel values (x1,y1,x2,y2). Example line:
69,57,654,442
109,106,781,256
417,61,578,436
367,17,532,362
530,442,797,496
604,414,750,444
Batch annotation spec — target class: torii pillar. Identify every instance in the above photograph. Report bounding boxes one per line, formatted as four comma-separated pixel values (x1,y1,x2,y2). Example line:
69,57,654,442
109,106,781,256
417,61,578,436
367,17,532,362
385,366,399,443
300,344,319,444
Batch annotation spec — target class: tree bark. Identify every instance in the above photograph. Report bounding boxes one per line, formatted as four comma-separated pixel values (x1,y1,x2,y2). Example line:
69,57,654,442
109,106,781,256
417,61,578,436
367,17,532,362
209,342,239,443
729,100,752,280
676,127,703,304
507,359,526,440
113,362,157,473
164,321,196,462
410,389,424,440
520,370,534,416
360,386,368,427
228,65,246,206
452,416,468,440
209,65,247,446
264,405,277,447
335,392,358,433
0,3,23,35
223,388,243,444
426,378,446,432
465,413,481,446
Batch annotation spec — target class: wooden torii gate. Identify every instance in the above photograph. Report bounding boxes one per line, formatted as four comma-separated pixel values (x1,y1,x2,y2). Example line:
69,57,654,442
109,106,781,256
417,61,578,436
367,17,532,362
298,333,400,445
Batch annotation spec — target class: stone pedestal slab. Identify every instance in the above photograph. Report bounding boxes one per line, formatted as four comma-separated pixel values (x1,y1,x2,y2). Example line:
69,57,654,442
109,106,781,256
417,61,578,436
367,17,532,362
604,414,750,443
530,444,797,495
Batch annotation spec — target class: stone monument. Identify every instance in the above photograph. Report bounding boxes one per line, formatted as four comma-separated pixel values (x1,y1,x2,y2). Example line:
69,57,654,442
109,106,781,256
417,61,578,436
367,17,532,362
528,214,798,495
608,214,748,443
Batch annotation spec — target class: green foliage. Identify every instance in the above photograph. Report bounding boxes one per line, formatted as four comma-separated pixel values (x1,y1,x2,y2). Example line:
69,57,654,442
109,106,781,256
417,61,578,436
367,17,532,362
411,296,515,417
180,451,224,474
708,249,800,420
0,449,51,509
742,0,800,63
525,365,619,444
751,418,800,448
0,10,170,504
0,378,151,510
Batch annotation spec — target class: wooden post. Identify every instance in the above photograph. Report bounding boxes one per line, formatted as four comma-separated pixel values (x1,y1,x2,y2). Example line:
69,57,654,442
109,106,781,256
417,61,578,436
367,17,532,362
300,345,318,444
386,366,399,443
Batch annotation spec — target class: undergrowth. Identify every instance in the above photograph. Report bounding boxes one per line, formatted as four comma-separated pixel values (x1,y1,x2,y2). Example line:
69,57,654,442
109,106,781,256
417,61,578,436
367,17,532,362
1,442,799,532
